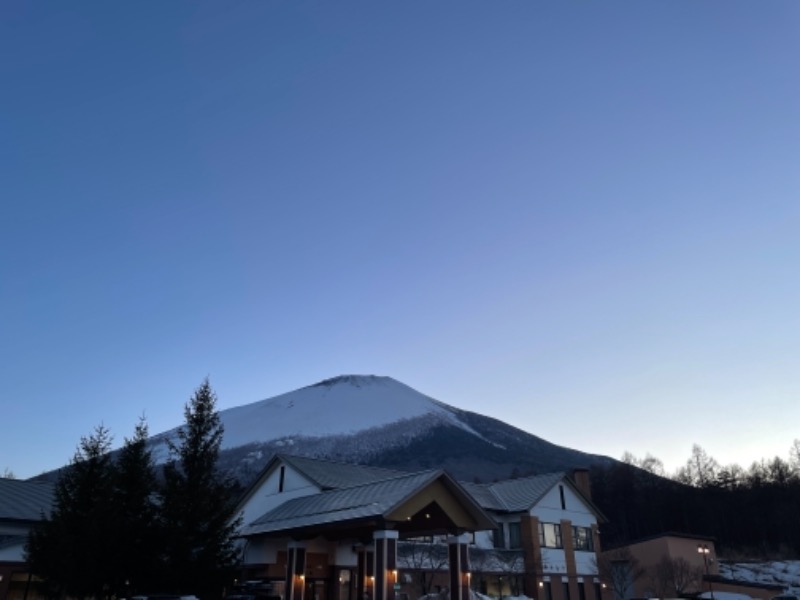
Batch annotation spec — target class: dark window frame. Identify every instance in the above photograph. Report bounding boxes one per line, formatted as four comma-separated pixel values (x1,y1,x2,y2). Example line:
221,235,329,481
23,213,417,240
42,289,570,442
508,522,522,549
538,522,563,548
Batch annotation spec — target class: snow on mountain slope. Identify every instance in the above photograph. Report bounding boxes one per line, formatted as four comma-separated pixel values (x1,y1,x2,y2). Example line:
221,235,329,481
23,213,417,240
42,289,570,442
218,375,474,447
149,375,484,463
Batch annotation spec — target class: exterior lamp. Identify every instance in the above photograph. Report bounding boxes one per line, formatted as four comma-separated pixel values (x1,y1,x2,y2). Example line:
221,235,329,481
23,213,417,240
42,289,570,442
697,544,714,600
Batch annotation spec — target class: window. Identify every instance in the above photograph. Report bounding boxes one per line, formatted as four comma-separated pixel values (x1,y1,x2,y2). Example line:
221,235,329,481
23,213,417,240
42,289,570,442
279,466,285,492
559,485,566,510
493,525,506,548
572,526,594,551
543,582,552,600
594,583,602,600
563,582,571,600
578,582,586,600
508,522,522,549
538,523,562,548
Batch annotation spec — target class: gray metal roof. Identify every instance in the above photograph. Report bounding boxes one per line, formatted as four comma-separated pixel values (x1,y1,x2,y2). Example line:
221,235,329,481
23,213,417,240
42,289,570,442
243,469,442,535
279,454,408,490
463,472,565,512
0,534,28,550
459,481,506,511
0,478,54,522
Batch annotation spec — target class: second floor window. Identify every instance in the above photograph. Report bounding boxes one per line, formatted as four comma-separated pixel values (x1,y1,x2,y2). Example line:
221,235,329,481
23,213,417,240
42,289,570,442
572,526,594,551
493,525,506,548
538,522,562,548
508,522,522,548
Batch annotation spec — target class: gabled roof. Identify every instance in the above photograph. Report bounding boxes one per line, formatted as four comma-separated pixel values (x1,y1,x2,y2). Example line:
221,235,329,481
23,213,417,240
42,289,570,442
243,469,442,535
490,472,565,512
235,453,409,513
241,467,497,537
236,454,604,538
279,454,407,490
460,472,564,512
0,478,54,522
461,471,606,521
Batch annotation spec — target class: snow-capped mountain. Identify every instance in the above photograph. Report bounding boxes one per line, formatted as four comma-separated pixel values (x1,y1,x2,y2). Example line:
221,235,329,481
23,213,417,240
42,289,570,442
220,374,485,447
148,374,613,484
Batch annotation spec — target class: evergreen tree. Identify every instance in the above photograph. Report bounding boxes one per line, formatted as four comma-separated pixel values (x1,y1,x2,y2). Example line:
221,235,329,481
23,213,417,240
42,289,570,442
112,417,162,595
161,379,241,599
27,425,116,600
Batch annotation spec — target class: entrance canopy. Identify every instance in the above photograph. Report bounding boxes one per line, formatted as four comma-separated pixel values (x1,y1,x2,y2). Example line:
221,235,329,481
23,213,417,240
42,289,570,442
240,469,496,542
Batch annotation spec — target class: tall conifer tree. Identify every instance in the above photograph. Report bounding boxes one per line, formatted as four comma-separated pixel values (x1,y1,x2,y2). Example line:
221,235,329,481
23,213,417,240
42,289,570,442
161,379,241,599
112,417,161,595
27,425,115,599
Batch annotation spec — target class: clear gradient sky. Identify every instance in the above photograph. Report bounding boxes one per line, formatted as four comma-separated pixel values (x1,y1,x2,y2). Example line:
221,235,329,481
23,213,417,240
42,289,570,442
2,1,799,480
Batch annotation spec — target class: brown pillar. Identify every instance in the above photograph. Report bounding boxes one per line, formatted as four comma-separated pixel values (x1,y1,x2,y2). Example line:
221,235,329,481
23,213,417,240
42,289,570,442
561,520,579,600
521,515,542,597
448,534,471,600
286,542,307,600
356,545,374,600
590,524,601,554
373,531,398,600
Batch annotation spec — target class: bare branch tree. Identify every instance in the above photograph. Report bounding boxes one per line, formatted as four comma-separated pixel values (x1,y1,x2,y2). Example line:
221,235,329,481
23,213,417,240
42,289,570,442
495,551,525,597
596,547,645,600
398,539,449,597
647,557,703,598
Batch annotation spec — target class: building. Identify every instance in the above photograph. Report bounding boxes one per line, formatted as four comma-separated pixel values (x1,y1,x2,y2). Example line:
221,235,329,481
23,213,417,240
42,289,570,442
602,533,784,600
234,455,607,600
0,478,53,600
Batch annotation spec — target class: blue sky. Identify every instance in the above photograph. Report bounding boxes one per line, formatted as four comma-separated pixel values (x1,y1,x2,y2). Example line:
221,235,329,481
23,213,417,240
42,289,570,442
2,1,798,479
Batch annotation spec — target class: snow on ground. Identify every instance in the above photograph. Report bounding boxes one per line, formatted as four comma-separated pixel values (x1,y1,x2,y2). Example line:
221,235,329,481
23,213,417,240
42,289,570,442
719,561,800,595
699,592,754,600
417,592,531,600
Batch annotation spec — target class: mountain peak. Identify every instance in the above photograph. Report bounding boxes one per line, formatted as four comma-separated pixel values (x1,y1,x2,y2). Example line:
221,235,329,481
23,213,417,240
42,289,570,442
309,375,391,389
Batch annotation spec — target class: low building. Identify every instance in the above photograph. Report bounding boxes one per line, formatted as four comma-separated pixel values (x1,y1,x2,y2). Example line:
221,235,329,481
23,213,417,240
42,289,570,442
0,478,53,600
234,455,608,600
602,533,784,600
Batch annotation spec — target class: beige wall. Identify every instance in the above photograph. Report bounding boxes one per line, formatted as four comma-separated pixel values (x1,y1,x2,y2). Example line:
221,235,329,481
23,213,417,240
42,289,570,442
621,535,717,576
604,536,776,600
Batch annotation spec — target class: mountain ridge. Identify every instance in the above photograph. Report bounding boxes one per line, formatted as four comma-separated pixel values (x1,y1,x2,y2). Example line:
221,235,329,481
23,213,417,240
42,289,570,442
158,374,616,484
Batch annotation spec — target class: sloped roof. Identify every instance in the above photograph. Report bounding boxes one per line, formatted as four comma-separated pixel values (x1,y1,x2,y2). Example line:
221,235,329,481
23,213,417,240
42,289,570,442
242,469,443,535
238,455,603,537
0,534,27,550
0,478,54,522
484,472,565,512
459,472,564,512
459,481,507,511
463,471,606,521
279,454,407,490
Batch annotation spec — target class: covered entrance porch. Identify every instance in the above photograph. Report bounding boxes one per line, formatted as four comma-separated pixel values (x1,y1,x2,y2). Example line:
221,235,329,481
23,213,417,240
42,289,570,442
238,470,496,600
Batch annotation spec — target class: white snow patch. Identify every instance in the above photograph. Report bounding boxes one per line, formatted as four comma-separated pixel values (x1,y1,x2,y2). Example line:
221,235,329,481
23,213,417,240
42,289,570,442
719,561,800,596
699,593,754,600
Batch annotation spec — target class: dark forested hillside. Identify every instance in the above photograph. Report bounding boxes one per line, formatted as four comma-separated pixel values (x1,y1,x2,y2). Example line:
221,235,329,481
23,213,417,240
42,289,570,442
589,460,800,556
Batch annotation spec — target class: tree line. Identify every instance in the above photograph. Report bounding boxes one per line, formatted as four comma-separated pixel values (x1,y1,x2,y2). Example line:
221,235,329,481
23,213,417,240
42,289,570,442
589,441,800,556
26,379,241,600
